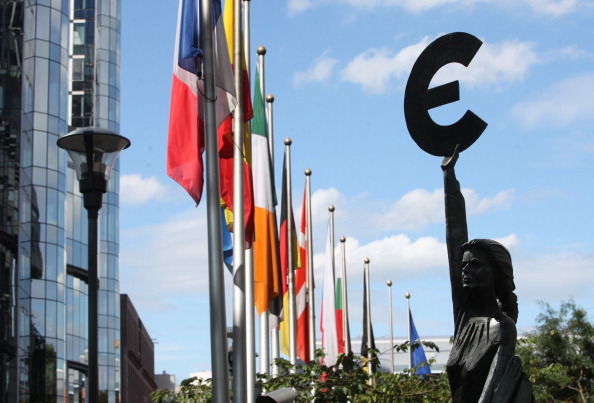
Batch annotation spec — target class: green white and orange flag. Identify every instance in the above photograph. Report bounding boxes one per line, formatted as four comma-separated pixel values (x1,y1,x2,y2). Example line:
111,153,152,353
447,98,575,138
252,62,280,315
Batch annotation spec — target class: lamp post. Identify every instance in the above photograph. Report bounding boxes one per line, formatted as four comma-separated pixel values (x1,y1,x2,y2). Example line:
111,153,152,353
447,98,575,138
57,127,130,403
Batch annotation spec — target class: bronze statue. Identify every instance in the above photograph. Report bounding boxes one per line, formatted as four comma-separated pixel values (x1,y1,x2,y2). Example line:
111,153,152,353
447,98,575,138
442,146,534,402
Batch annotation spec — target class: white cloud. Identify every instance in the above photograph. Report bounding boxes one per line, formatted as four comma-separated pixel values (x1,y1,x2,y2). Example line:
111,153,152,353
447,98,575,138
341,37,539,94
120,174,170,205
287,0,579,16
340,38,431,93
120,209,211,310
432,41,539,91
515,250,594,302
376,187,514,231
523,0,578,17
293,52,340,87
512,73,594,129
287,0,315,15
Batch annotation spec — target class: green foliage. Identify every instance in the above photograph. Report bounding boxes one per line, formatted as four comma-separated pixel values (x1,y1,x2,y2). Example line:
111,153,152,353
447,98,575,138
151,376,213,402
150,347,449,402
516,300,594,402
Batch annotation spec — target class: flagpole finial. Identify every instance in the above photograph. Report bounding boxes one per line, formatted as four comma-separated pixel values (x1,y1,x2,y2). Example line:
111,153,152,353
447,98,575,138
304,168,311,176
328,205,335,212
387,280,392,287
257,45,266,55
364,257,370,264
266,94,274,103
284,138,292,146
340,236,345,243
405,292,411,299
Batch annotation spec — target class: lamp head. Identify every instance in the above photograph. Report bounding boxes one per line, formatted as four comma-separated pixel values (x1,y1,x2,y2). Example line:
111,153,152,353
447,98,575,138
57,127,130,183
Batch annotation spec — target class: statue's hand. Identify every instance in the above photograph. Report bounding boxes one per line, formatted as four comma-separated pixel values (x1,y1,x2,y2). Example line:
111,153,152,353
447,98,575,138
441,144,460,171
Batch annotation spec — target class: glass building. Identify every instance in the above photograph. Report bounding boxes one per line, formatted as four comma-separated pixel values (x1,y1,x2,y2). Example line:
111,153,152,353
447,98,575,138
0,0,122,400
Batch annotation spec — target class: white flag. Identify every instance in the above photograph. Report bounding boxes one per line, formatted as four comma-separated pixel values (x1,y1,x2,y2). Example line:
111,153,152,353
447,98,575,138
320,220,338,365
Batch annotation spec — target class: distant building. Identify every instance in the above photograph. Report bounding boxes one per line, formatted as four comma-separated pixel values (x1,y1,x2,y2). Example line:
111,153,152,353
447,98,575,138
120,294,157,402
320,336,452,374
154,372,176,392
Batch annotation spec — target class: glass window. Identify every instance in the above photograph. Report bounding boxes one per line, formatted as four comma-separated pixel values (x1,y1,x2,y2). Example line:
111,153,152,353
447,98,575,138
49,61,60,117
72,58,84,81
73,22,85,46
36,5,50,38
71,93,83,118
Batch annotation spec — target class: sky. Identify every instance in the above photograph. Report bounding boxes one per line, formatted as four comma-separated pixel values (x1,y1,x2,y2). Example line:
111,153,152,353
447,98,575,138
118,0,594,382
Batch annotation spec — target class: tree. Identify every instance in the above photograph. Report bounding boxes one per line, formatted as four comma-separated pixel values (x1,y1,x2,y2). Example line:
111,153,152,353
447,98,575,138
517,300,594,402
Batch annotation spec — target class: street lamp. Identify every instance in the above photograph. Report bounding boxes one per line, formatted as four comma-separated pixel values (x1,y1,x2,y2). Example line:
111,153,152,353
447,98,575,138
57,127,130,403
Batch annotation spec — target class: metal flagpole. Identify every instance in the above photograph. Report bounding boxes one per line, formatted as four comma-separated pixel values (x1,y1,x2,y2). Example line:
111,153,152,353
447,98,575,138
387,280,394,374
284,138,297,369
339,236,351,354
364,258,373,384
268,92,280,377
304,169,316,360
232,0,247,399
406,291,412,373
328,205,336,364
256,45,270,376
201,0,230,400
266,94,274,166
242,2,255,400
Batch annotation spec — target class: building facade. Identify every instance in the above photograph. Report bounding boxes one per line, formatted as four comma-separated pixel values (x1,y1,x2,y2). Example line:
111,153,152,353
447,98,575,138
120,294,156,403
0,0,122,400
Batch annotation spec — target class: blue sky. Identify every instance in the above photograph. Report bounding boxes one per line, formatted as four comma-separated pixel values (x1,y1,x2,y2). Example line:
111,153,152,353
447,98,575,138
118,0,594,381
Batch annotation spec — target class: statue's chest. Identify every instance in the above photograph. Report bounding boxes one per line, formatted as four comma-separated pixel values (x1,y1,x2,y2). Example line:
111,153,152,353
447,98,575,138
448,317,501,371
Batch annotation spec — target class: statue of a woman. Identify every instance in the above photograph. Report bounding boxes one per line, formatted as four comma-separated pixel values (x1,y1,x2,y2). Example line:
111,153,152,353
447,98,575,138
442,147,534,402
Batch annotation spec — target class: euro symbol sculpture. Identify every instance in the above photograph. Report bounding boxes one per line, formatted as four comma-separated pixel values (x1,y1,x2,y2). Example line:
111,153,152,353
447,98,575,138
404,32,487,157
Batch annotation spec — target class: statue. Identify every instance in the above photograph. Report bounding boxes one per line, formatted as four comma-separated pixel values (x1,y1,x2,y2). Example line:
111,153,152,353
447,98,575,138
442,146,534,402
403,32,536,402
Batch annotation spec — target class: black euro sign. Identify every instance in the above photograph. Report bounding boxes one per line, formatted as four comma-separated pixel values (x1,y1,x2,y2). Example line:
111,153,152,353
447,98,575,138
404,32,487,157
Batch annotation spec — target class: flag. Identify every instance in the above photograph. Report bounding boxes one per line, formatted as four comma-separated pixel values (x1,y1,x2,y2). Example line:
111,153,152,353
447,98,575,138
335,252,345,354
361,271,376,359
296,188,310,362
167,0,236,204
218,0,254,245
410,310,431,375
252,62,280,315
320,220,338,366
221,207,233,271
279,154,299,357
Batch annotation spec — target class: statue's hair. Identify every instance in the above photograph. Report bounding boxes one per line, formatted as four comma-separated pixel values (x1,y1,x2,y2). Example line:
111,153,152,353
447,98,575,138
461,239,519,323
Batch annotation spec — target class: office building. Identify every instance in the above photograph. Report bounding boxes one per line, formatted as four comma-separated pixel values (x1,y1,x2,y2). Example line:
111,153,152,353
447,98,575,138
0,0,122,400
120,294,156,402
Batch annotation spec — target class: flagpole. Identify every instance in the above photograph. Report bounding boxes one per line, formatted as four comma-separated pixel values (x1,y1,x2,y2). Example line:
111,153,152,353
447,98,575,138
364,258,373,384
387,280,394,374
232,0,247,399
256,45,270,376
406,291,412,373
201,0,230,401
329,204,336,362
266,94,274,166
268,92,279,377
284,138,298,369
304,169,316,360
339,236,351,354
242,2,256,400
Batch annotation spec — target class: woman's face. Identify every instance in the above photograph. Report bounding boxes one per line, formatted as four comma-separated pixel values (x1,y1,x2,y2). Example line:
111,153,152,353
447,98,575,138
461,248,494,290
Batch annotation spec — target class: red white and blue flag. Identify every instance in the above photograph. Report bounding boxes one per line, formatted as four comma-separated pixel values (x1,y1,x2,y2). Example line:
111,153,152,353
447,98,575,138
167,0,236,205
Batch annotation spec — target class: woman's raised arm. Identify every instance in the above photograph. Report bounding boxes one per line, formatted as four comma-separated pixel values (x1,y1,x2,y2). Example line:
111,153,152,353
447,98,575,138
442,145,469,324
